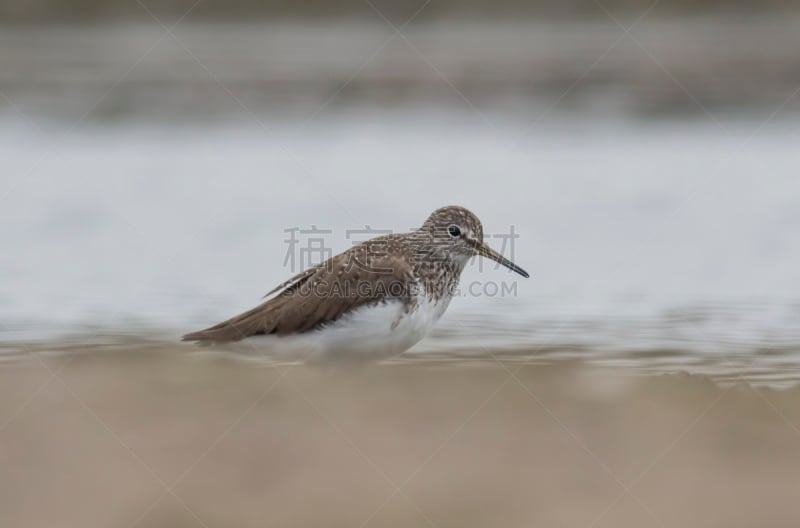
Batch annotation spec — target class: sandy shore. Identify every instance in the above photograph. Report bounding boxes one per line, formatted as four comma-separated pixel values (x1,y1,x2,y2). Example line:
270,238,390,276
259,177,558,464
4,17,800,122
2,344,800,528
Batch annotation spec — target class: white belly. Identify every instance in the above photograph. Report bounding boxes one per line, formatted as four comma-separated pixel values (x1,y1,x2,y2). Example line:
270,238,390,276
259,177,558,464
248,293,451,360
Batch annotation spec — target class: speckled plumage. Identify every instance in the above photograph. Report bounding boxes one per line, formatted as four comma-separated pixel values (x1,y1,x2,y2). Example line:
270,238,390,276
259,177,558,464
183,205,528,352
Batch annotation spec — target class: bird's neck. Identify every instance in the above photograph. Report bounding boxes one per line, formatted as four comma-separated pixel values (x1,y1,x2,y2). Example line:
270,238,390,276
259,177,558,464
406,230,467,301
413,257,465,302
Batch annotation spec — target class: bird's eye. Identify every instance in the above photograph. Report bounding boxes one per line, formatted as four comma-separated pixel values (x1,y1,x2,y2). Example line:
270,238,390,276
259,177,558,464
447,224,462,238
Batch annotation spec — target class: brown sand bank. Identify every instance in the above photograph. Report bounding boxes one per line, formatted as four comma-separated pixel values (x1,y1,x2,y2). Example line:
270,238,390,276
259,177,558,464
2,345,800,528
5,16,800,122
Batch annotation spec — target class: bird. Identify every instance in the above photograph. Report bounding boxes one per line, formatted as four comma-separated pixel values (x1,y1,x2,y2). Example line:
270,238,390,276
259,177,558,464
182,205,529,359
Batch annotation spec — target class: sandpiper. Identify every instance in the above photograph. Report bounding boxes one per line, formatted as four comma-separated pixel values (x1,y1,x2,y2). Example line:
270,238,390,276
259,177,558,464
183,205,529,358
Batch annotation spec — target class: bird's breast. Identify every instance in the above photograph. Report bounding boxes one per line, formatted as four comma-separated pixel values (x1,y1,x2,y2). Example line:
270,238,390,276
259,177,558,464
247,289,452,360
308,289,451,358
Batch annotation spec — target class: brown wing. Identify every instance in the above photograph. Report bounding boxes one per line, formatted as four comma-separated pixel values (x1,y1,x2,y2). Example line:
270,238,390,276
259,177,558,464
261,265,318,298
182,241,415,344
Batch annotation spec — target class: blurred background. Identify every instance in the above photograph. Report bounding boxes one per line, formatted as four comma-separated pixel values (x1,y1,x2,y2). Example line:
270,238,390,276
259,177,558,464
2,0,800,379
2,3,800,527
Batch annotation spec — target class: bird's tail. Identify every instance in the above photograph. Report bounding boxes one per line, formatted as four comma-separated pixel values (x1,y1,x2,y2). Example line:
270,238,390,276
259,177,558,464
182,298,283,344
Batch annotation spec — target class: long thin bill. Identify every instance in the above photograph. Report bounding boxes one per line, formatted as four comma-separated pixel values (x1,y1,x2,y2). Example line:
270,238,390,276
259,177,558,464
478,244,530,278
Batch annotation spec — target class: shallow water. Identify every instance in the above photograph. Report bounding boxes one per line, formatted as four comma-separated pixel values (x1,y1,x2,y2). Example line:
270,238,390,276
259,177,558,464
2,109,800,384
2,19,800,384
4,20,800,528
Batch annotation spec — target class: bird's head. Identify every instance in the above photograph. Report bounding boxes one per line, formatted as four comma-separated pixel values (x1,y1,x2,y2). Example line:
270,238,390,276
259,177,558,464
419,205,529,278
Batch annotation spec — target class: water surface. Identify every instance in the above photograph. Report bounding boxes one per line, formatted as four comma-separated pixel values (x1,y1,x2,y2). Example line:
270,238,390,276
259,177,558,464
2,20,799,385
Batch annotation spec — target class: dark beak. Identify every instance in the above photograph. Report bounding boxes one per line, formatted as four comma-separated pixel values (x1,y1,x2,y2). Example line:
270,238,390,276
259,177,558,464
472,240,530,278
